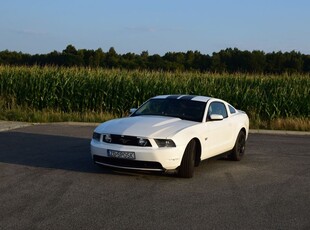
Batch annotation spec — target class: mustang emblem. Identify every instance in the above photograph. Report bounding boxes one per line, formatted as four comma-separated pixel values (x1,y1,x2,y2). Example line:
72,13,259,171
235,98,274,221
119,138,129,144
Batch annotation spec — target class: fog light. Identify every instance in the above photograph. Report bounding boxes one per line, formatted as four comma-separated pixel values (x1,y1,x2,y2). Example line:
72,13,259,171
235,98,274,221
103,134,112,143
138,137,148,146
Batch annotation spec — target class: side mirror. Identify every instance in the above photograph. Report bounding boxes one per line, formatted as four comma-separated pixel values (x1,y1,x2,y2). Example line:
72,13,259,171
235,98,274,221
210,114,224,121
129,108,137,114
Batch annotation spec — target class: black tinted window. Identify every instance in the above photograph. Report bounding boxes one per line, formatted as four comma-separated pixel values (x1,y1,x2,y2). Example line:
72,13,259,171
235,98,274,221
229,105,236,114
207,102,228,119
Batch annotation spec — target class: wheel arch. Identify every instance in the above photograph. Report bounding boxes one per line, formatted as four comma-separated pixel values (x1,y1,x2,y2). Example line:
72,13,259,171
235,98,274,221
192,137,202,167
235,125,247,141
240,127,246,136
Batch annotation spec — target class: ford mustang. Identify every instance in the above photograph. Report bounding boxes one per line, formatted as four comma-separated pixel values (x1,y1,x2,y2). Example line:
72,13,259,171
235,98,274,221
91,95,249,178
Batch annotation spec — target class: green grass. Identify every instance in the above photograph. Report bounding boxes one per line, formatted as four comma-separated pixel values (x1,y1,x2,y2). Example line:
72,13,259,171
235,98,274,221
0,66,309,131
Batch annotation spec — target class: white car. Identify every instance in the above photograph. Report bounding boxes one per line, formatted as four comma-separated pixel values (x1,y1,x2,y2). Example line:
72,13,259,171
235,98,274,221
91,95,249,178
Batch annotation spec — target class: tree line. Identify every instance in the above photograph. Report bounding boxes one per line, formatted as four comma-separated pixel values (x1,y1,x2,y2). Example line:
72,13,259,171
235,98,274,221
1,45,310,74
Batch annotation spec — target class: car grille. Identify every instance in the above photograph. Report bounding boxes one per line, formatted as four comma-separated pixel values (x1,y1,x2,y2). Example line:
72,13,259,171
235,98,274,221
93,155,163,171
108,134,152,147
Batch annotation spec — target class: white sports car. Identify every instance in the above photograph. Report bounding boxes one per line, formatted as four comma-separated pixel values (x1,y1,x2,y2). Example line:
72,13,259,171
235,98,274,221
91,95,249,178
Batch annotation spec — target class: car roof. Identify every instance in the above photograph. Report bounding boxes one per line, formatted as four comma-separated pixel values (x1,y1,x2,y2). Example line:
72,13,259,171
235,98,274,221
152,95,212,103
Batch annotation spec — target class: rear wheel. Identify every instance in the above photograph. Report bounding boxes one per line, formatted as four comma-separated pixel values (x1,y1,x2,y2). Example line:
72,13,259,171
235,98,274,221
178,140,196,178
230,131,246,161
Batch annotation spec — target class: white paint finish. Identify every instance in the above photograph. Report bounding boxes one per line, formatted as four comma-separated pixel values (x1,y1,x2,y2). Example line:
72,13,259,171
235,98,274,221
91,95,249,171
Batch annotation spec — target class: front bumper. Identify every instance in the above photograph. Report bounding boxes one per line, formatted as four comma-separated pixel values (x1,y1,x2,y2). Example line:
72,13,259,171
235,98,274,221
90,140,185,171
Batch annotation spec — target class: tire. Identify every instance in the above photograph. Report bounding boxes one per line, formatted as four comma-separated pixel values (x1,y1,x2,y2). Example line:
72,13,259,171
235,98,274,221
178,140,196,178
230,131,246,161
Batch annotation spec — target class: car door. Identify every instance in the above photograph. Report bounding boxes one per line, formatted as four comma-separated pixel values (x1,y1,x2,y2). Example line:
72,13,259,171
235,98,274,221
201,101,234,158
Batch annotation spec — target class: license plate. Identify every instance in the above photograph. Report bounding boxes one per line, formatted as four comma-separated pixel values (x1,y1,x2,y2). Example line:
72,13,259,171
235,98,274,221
107,149,136,159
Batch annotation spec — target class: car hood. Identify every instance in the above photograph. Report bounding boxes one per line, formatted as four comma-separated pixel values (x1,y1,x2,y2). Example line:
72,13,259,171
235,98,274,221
95,115,196,138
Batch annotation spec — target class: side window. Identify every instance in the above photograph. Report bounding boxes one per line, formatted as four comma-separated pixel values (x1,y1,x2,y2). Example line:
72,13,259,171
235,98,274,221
207,102,228,120
228,105,236,114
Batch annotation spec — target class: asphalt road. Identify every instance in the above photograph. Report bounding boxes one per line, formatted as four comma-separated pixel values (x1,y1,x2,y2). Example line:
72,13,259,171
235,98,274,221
0,124,309,230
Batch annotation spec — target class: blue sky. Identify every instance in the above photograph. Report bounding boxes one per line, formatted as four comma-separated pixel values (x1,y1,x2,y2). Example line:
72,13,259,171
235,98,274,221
1,0,309,55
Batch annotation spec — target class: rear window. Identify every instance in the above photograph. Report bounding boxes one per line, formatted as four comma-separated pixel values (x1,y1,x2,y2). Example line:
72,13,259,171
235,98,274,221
228,105,236,114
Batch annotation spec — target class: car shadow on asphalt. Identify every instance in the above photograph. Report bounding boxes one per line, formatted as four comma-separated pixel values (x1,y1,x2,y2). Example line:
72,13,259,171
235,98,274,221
0,130,240,179
0,131,119,174
0,131,177,178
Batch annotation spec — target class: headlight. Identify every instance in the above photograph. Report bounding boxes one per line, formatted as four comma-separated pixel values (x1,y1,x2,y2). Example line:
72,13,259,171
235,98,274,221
92,132,101,141
155,139,176,147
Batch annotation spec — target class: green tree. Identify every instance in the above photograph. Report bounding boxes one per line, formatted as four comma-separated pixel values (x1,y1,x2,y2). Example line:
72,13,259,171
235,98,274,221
106,47,119,68
63,44,78,55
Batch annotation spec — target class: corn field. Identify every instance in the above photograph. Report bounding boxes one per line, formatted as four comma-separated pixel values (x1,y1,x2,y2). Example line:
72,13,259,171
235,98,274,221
0,66,309,120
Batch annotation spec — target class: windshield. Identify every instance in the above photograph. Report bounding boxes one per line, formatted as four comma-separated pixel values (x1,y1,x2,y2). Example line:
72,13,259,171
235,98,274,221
131,98,206,122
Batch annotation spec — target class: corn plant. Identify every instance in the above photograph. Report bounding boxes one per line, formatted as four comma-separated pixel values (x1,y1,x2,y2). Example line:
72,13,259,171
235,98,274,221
0,66,309,121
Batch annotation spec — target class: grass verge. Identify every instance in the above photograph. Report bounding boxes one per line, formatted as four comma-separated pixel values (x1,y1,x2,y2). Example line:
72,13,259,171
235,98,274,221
0,107,115,123
0,106,309,131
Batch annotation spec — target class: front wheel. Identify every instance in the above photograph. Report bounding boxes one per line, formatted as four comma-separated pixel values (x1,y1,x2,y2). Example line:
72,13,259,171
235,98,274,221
178,140,196,178
230,131,246,161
